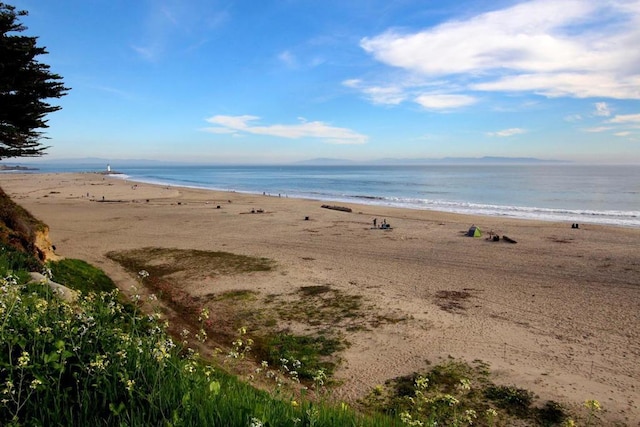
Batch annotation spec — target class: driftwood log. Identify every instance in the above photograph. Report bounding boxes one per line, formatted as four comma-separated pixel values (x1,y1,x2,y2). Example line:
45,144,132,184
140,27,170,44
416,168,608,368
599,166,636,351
321,204,352,213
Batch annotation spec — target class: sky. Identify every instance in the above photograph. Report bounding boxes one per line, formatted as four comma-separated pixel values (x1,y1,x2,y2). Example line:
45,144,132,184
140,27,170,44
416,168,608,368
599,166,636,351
9,0,640,164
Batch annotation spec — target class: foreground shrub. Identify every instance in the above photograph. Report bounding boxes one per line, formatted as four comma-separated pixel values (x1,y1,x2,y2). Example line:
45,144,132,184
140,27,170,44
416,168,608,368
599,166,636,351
0,270,393,426
47,258,117,294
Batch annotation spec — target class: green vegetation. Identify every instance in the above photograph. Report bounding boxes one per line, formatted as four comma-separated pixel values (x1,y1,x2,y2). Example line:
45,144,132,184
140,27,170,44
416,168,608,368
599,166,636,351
361,360,580,426
484,384,534,417
106,248,354,385
48,258,117,294
0,253,392,426
0,244,39,281
106,247,275,279
255,332,347,381
0,199,600,426
277,285,364,326
0,188,47,262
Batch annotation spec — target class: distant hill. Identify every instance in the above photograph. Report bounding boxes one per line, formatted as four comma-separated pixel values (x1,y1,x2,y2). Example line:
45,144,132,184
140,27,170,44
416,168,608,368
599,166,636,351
10,156,569,167
294,158,358,166
15,157,171,167
298,156,568,166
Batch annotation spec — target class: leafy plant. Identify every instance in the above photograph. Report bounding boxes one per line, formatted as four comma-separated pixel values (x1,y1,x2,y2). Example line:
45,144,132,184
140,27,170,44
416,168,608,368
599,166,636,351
484,385,534,416
0,267,391,426
48,258,117,294
255,331,346,380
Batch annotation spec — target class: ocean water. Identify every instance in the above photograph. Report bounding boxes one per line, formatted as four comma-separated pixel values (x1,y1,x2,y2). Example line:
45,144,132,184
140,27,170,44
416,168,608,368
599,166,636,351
14,163,640,227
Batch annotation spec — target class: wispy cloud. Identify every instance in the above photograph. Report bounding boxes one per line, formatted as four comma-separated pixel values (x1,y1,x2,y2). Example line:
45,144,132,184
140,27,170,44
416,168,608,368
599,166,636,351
583,126,612,133
564,114,582,122
594,102,611,117
351,0,640,109
609,113,640,124
344,79,407,105
415,94,477,110
132,1,229,61
90,85,137,100
278,50,298,68
581,112,640,136
488,128,527,137
203,115,368,144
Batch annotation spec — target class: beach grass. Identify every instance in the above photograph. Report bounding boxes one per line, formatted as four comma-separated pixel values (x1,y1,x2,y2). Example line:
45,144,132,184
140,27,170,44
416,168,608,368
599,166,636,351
254,331,347,381
0,252,395,426
106,247,275,278
361,359,578,426
48,258,117,294
106,248,356,382
0,246,602,426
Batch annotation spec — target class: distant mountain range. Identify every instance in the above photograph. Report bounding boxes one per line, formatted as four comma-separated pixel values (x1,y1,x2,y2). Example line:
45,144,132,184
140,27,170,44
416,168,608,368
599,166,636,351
4,156,568,167
295,156,569,165
11,157,170,167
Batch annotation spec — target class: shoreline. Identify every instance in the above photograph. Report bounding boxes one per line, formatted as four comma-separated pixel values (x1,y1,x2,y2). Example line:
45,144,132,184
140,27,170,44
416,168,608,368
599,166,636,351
110,173,640,229
1,172,639,424
5,163,638,228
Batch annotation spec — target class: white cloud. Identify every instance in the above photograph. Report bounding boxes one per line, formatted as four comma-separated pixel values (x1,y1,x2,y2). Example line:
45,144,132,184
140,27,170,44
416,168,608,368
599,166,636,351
609,113,640,124
363,86,407,105
343,79,406,105
583,126,612,133
488,128,527,137
203,115,368,144
415,94,477,110
564,114,582,122
361,0,598,75
614,131,631,137
207,115,258,129
278,50,298,68
342,79,361,88
131,44,159,61
594,102,611,117
353,0,640,107
470,72,639,100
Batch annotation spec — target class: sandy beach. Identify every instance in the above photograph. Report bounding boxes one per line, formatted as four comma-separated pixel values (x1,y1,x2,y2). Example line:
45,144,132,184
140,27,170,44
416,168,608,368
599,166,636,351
1,172,638,425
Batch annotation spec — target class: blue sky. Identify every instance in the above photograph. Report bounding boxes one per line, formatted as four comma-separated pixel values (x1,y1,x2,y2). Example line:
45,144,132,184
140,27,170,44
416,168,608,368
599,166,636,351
11,0,640,164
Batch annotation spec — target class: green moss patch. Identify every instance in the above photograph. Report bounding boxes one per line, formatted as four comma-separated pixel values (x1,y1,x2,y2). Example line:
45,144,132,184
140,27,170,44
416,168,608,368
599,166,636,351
48,258,117,294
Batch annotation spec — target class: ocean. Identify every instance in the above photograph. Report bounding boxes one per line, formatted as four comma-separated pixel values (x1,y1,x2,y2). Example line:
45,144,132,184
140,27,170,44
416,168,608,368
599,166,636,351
11,163,640,227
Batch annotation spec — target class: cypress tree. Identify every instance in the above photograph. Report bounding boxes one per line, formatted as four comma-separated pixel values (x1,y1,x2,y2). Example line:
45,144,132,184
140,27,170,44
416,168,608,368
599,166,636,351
0,2,68,159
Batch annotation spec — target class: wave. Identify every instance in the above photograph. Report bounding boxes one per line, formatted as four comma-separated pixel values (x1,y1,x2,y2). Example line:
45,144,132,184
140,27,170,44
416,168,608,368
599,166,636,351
115,169,640,228
283,191,638,227
347,196,640,227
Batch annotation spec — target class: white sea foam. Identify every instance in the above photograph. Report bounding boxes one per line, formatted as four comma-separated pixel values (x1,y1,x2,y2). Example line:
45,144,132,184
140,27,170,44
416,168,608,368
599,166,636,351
30,163,640,227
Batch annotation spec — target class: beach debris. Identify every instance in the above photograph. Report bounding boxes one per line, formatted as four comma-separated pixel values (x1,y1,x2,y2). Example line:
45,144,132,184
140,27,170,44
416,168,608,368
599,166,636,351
502,235,517,244
321,204,352,213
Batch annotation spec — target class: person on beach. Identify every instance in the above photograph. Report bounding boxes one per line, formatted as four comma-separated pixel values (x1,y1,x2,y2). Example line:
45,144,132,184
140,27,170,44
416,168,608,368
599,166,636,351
373,218,377,228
